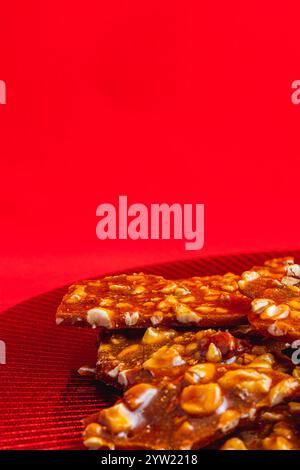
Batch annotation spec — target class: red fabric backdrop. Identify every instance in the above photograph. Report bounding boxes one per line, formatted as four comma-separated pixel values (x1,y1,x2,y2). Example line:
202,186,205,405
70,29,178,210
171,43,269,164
1,1,300,311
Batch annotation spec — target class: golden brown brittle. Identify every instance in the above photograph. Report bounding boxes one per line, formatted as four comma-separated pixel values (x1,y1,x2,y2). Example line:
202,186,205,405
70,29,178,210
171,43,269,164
83,363,300,450
57,273,250,329
93,327,249,389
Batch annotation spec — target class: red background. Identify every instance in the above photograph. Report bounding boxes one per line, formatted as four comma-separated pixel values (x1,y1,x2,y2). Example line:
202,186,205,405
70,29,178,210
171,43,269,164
1,1,300,311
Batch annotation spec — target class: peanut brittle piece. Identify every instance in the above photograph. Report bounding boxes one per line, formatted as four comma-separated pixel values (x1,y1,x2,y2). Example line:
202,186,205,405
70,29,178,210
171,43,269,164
81,329,294,388
238,257,295,299
93,327,249,389
56,273,250,329
239,259,300,341
221,402,300,450
83,364,300,450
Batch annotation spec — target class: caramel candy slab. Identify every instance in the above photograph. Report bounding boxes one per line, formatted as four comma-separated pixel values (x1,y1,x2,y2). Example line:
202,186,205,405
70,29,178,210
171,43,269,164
239,260,300,341
83,364,300,450
95,327,249,389
56,273,250,329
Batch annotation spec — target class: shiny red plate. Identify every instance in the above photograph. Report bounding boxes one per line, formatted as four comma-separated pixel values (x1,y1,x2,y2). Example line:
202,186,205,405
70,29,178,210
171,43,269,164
0,251,299,450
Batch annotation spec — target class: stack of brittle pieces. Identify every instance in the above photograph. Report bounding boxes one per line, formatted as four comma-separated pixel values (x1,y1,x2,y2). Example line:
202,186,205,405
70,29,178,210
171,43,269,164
56,257,300,450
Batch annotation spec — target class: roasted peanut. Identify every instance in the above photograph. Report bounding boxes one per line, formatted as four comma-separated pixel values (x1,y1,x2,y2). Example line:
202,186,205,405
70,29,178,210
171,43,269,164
251,298,274,314
124,384,159,411
218,410,240,433
268,378,299,407
221,437,247,450
100,403,136,434
184,364,216,384
180,383,223,416
205,343,222,363
87,307,113,328
218,369,272,395
175,303,201,324
117,344,142,360
143,345,186,371
262,436,293,450
260,304,290,320
142,327,176,345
